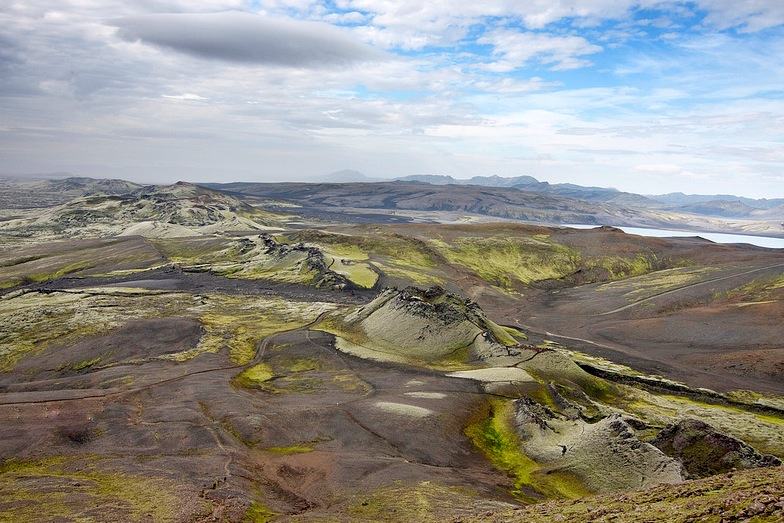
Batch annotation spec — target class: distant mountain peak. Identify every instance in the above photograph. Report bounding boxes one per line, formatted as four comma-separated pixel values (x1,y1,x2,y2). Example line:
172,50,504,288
395,174,543,188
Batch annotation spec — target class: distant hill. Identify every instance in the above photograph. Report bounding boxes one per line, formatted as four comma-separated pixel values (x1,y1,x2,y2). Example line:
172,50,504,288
396,174,658,206
652,192,784,210
203,181,639,226
2,174,780,237
44,176,142,195
0,176,142,209
397,174,542,188
0,181,282,240
204,180,784,237
395,174,783,217
676,200,757,218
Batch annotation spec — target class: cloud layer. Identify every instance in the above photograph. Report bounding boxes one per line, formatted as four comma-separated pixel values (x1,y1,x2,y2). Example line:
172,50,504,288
113,12,382,67
0,1,783,197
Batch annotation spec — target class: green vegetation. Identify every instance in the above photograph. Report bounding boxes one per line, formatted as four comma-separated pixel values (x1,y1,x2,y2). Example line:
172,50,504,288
332,371,372,393
282,358,321,372
166,295,339,364
264,444,314,455
0,289,338,371
271,375,325,394
587,254,654,280
159,233,379,288
346,481,488,522
150,237,229,264
430,236,579,289
326,254,379,288
71,356,101,371
288,229,443,285
717,273,784,302
24,260,95,282
232,363,332,394
244,501,277,522
0,277,22,289
0,456,181,522
500,325,527,341
487,321,525,346
625,392,784,457
0,260,95,289
317,317,476,372
153,237,320,285
465,399,589,502
226,256,318,285
0,289,194,371
233,363,275,389
461,466,784,523
600,266,714,301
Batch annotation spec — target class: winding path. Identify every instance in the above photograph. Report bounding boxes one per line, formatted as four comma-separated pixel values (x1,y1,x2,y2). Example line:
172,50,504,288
597,262,784,316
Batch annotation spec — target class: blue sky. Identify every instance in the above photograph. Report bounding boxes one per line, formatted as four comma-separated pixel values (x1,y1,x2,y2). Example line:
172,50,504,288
1,1,783,197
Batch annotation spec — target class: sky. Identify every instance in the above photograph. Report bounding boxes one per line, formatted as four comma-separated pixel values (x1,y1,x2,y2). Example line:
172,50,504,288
1,1,783,197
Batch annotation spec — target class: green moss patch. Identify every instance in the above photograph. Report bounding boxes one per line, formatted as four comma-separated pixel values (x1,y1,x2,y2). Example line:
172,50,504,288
288,230,443,285
0,289,194,372
327,255,379,289
625,392,784,458
283,358,321,373
465,399,589,502
264,444,314,455
165,295,340,364
430,236,579,290
234,363,275,389
717,273,784,303
0,456,182,522
346,481,494,522
244,500,277,522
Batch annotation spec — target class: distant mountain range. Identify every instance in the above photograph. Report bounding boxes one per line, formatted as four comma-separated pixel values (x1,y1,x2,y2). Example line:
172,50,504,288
395,174,542,188
10,171,782,215
3,173,781,236
392,174,784,213
315,171,779,220
649,192,784,210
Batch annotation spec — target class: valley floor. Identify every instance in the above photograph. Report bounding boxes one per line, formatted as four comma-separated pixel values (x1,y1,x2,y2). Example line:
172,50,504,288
1,195,782,522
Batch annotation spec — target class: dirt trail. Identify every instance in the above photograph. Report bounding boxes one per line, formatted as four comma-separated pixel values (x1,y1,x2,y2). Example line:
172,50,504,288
598,262,784,316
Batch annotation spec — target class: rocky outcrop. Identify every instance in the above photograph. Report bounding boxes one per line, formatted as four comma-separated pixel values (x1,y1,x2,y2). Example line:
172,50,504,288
340,286,520,361
257,233,351,290
652,418,782,478
513,398,685,492
1,182,281,240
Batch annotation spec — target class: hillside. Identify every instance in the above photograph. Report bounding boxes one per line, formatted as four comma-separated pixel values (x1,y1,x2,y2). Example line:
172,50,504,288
205,181,631,224
0,182,283,242
206,180,784,237
0,176,141,209
1,208,783,521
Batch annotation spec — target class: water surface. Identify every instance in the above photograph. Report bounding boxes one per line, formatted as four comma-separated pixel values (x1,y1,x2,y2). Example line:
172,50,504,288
564,224,784,249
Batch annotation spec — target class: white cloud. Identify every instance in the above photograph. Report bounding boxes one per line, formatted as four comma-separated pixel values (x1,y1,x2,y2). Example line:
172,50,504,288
477,29,602,71
326,0,637,48
697,0,784,32
0,1,783,197
162,93,208,101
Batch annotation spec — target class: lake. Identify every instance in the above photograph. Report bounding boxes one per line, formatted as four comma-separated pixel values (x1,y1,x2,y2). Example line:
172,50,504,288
564,224,784,249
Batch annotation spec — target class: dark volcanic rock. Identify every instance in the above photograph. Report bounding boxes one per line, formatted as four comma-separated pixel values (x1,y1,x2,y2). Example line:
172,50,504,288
258,233,351,290
652,418,781,478
391,286,488,327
